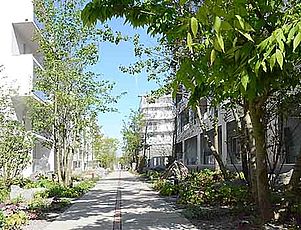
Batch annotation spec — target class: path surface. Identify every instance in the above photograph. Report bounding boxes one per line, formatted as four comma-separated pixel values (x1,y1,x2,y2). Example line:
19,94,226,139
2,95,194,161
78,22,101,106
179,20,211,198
43,170,198,230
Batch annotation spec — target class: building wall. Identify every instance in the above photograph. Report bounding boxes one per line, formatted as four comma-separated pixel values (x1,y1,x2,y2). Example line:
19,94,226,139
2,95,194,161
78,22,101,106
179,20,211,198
175,94,300,172
140,94,175,168
0,0,54,177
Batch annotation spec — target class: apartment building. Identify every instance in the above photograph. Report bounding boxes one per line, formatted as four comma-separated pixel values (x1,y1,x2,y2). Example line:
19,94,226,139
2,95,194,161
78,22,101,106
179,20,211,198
175,93,301,171
139,94,175,168
0,0,55,177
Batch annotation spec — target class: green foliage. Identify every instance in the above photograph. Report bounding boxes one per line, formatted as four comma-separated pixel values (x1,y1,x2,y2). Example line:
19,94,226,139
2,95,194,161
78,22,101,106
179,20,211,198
28,196,49,211
93,135,118,169
38,179,96,199
4,211,28,230
0,189,9,203
121,110,145,166
32,0,124,186
159,181,178,197
10,196,25,205
152,169,250,208
0,89,33,185
145,170,162,182
0,210,5,229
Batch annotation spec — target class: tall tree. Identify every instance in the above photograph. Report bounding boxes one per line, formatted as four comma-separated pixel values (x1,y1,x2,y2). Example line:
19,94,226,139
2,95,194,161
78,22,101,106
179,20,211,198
82,0,301,221
121,110,144,169
93,135,118,169
32,0,122,186
0,67,33,185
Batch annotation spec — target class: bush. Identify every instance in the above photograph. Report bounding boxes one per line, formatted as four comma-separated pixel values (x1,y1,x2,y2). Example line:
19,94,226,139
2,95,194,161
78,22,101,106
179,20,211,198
10,196,25,205
24,178,55,189
0,189,9,203
28,196,49,211
4,211,28,230
38,179,96,199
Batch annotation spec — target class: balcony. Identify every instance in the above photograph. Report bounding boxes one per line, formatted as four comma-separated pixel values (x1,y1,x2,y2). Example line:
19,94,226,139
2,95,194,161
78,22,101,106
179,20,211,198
11,1,42,58
7,54,46,101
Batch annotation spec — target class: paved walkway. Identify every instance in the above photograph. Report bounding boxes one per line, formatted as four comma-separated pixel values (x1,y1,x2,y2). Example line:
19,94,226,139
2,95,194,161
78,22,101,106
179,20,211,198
43,170,198,230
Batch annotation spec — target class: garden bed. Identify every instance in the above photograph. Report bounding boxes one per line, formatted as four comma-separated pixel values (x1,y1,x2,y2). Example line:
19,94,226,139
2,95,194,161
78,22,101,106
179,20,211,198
0,176,98,229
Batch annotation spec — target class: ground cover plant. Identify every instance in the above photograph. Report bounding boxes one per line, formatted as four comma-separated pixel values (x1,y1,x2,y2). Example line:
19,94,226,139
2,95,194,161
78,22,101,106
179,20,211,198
0,174,98,229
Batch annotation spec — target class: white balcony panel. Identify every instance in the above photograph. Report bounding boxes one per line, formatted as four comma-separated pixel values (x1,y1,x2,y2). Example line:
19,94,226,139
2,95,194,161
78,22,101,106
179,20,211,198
5,54,45,99
12,22,40,57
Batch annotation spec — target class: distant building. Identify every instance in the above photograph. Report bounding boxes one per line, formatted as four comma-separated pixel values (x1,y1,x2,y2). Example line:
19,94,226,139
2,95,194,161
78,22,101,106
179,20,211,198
139,94,175,168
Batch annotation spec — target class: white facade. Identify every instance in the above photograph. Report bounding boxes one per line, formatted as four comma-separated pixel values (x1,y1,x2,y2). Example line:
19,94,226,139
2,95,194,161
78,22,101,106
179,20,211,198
73,128,96,173
0,0,54,177
140,94,175,168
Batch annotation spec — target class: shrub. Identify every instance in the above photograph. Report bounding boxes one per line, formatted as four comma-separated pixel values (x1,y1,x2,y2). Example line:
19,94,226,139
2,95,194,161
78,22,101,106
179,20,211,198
38,179,96,198
24,178,55,189
10,196,25,205
0,189,9,203
4,211,28,230
28,196,49,211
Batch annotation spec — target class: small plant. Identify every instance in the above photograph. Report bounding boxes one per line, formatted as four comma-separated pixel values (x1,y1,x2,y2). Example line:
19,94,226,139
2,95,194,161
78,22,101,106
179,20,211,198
0,210,6,229
10,196,24,205
4,211,28,229
28,196,49,211
0,189,9,203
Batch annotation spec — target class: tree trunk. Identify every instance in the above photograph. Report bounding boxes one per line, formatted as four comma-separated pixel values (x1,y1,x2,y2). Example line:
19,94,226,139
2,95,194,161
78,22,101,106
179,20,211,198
213,108,220,171
196,104,228,179
249,102,272,222
232,106,249,183
244,110,257,201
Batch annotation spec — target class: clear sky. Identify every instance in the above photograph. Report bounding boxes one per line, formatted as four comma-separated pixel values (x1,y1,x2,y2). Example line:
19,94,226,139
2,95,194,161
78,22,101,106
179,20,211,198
91,18,159,153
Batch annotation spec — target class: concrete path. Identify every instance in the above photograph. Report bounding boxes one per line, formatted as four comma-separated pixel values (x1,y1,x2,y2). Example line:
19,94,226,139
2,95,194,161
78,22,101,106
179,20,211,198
43,170,198,230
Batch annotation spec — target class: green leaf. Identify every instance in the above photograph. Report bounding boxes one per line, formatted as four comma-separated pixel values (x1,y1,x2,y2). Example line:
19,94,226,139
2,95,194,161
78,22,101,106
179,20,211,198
191,17,198,37
210,49,216,65
275,49,283,70
293,32,301,52
216,34,224,52
269,53,276,71
255,60,260,76
235,50,240,62
287,26,298,43
214,16,221,33
187,32,193,52
213,38,222,52
261,60,267,72
278,40,285,52
238,30,254,42
235,15,244,30
180,0,188,5
241,73,249,90
221,21,232,31
258,38,269,52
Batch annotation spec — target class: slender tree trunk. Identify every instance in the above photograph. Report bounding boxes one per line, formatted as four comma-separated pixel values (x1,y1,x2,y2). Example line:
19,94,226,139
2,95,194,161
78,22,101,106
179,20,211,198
232,106,249,183
196,104,228,179
53,94,62,183
213,108,219,171
244,111,257,201
249,102,272,222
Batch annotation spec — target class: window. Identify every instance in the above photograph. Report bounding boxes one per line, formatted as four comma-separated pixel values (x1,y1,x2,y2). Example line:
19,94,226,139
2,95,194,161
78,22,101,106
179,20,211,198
180,108,189,131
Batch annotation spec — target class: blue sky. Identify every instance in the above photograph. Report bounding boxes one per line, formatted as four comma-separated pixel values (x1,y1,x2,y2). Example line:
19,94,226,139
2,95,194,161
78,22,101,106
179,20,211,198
91,18,159,152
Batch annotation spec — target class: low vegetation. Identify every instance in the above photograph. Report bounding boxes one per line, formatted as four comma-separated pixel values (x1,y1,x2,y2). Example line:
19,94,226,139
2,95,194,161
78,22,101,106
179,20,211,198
145,169,299,229
0,174,98,229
